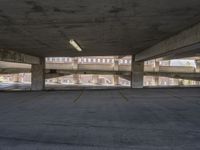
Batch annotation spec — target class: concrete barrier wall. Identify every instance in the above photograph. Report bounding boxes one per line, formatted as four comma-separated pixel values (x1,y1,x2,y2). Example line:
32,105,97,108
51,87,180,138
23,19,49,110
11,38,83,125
159,66,195,73
118,65,131,71
46,63,73,70
79,64,113,71
0,61,197,73
144,65,154,72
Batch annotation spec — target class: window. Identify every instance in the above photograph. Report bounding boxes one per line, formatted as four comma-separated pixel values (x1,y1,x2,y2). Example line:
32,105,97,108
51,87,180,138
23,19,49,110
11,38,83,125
78,58,82,63
84,58,87,63
107,59,110,63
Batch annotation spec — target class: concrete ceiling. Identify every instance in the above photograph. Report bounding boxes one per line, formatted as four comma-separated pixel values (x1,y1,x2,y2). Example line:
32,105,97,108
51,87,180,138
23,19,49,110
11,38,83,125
0,0,200,57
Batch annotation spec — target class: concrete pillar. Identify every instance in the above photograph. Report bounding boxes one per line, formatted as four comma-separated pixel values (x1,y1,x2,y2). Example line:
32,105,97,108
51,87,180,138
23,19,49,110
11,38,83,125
113,57,119,71
92,75,99,84
154,76,159,86
13,74,20,83
154,60,160,72
72,57,78,70
154,60,160,86
112,56,120,85
113,75,119,85
31,58,45,91
73,74,80,84
56,77,62,84
131,56,144,88
195,60,200,72
195,60,200,85
72,58,80,84
178,79,184,86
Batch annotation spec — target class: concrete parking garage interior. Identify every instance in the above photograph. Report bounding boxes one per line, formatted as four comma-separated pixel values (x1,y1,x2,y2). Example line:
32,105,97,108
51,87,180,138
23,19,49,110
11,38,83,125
0,0,200,149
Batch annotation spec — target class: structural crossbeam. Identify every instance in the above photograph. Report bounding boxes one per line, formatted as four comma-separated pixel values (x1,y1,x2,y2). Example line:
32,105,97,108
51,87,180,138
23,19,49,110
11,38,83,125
135,22,200,61
0,49,40,64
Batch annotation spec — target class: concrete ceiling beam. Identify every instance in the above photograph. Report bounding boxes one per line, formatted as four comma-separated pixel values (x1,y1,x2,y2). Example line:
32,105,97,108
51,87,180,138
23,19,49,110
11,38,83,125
135,22,200,61
0,49,41,64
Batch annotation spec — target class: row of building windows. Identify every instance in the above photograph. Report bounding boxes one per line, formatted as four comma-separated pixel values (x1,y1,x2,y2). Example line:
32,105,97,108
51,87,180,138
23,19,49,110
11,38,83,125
45,58,173,67
46,57,132,64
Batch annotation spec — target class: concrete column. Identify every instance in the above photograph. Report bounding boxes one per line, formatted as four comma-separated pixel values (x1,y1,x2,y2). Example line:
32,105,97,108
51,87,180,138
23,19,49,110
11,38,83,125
195,60,200,72
72,57,78,70
113,57,119,71
72,58,80,84
113,75,119,85
154,60,160,86
131,56,144,88
56,77,62,84
154,60,160,72
31,58,45,91
178,79,184,86
13,74,20,83
154,76,159,86
92,75,99,84
195,60,200,85
112,57,120,85
73,74,80,84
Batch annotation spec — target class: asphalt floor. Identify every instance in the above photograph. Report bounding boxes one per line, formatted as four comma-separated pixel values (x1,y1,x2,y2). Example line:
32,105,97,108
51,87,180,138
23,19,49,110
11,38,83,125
0,88,200,149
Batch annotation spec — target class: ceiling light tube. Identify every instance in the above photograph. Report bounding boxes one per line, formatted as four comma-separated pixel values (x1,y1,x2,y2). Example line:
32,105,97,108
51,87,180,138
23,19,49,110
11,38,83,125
69,39,82,52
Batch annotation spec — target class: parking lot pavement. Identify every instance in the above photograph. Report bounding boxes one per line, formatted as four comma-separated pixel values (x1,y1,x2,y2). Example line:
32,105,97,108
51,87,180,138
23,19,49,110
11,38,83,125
0,88,200,149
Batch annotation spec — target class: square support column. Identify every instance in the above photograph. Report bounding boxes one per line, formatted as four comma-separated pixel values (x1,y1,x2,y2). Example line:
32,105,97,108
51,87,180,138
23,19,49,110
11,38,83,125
196,60,200,72
31,58,45,91
154,76,159,86
92,75,99,85
131,56,144,88
13,74,20,83
113,56,119,71
195,60,200,85
154,60,160,86
113,75,119,86
72,57,79,70
73,74,80,84
154,60,160,72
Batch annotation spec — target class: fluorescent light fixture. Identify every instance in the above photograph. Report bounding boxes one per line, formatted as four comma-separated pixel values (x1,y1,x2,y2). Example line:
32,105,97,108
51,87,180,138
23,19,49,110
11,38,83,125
69,39,82,52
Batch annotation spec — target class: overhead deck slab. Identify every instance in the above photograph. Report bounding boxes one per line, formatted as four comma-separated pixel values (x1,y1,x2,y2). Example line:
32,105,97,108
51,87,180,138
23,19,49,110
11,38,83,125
0,1,200,57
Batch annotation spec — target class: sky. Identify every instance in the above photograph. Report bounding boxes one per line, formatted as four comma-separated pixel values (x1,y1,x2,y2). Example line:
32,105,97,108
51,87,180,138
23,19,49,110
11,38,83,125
170,60,196,67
